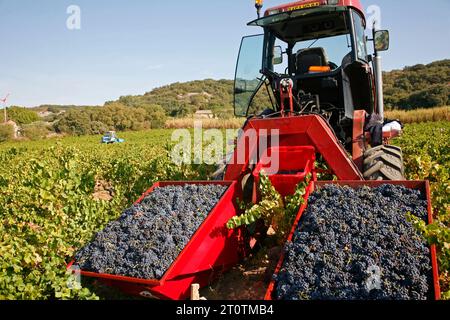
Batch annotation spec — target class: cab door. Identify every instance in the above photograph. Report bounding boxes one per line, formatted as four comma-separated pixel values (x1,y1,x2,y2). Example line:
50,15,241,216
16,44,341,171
234,34,265,117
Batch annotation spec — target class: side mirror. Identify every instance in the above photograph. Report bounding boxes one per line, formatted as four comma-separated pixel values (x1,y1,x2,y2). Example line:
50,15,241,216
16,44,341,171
273,46,283,65
374,30,390,52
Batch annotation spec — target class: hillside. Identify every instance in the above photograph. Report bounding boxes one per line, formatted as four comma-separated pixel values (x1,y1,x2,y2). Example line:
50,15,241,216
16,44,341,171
2,59,447,137
30,59,449,118
111,59,449,114
110,79,235,118
383,59,450,110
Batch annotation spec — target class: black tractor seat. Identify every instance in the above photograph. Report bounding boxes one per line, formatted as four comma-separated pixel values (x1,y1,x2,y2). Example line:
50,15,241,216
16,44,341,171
295,47,329,75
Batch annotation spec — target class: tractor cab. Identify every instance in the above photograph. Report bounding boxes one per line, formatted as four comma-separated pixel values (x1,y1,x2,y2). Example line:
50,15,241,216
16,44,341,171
226,0,404,182
235,0,390,149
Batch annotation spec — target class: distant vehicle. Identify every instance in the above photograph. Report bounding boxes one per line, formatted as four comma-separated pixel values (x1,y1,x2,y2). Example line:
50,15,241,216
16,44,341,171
101,131,125,144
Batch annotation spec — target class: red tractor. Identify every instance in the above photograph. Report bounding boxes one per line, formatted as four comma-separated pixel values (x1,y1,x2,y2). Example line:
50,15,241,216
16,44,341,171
70,1,440,300
224,0,404,187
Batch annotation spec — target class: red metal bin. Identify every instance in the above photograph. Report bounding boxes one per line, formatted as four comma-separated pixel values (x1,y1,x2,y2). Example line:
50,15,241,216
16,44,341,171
265,180,441,300
68,181,242,300
253,146,316,196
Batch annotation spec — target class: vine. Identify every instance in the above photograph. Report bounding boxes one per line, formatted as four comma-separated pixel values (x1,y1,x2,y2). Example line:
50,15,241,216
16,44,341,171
227,173,313,240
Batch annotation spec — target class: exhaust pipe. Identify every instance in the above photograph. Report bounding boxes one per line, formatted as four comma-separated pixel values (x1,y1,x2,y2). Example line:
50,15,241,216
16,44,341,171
374,53,384,121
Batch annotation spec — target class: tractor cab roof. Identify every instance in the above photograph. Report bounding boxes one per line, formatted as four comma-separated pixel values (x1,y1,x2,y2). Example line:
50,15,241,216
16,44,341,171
263,0,364,19
249,0,365,43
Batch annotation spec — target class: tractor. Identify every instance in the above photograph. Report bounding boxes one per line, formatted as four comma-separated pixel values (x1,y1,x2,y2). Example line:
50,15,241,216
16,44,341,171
223,0,405,188
70,0,441,300
101,131,125,144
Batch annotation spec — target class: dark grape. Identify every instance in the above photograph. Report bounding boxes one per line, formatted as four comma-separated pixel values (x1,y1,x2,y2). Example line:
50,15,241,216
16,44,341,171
274,184,432,300
75,184,227,280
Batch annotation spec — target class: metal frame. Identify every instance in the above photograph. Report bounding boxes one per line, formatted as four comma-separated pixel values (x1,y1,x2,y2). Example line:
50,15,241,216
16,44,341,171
352,110,367,172
225,114,364,182
265,180,441,301
68,181,242,300
263,0,366,20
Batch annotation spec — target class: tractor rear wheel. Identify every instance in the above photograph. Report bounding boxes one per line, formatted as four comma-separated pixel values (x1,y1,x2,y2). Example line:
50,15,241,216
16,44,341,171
211,163,227,181
363,145,406,181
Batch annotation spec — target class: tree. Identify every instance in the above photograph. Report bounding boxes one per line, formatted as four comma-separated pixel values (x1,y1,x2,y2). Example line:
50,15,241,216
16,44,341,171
0,124,14,142
142,104,167,129
383,59,450,110
22,123,50,140
171,104,191,118
402,84,449,109
53,110,92,135
7,106,39,125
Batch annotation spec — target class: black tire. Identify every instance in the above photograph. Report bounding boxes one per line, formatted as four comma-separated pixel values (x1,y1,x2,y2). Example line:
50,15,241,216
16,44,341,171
241,173,255,204
211,164,227,181
363,145,406,181
211,150,238,181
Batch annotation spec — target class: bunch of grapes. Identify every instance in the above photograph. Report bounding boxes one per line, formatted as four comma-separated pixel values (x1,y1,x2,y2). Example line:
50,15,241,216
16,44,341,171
275,184,432,300
75,184,228,280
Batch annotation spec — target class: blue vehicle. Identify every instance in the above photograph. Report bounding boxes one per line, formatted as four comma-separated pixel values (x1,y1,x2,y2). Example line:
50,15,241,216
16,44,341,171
101,131,125,144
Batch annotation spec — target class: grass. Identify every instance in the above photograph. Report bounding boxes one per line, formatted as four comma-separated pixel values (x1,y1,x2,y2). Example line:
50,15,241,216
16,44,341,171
385,106,449,124
166,106,450,129
0,129,174,151
165,117,245,129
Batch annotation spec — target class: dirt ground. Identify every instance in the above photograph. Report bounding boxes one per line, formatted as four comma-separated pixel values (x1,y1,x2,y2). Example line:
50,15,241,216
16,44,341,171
200,245,282,300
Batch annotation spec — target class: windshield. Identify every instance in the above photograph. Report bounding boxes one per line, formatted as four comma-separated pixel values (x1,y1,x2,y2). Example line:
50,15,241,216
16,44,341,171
293,34,352,69
235,9,362,117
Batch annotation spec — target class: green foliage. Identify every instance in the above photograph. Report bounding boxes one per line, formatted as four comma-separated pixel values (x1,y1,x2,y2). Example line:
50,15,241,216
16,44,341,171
384,59,450,110
113,79,235,117
227,174,284,230
26,59,450,133
408,213,450,272
395,122,449,219
227,173,312,241
140,104,168,129
37,105,97,113
22,123,50,141
53,109,92,135
408,213,450,299
0,120,448,299
120,60,449,115
405,84,449,109
7,106,39,125
0,130,215,299
394,121,450,298
284,176,311,218
47,106,62,113
0,124,14,142
54,103,167,136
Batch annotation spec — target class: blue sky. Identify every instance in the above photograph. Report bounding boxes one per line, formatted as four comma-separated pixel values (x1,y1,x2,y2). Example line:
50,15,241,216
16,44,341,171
0,0,449,107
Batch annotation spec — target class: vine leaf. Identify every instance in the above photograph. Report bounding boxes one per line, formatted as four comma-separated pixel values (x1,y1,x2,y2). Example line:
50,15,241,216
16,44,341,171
227,173,313,241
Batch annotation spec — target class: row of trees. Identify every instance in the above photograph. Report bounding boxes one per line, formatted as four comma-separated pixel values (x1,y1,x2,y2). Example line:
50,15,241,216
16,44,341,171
0,103,167,139
53,103,167,136
112,79,235,118
7,106,40,125
383,60,449,110
1,60,447,141
0,107,50,142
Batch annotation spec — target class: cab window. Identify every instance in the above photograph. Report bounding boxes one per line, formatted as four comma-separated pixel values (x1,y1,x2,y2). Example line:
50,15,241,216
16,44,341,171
352,10,368,62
